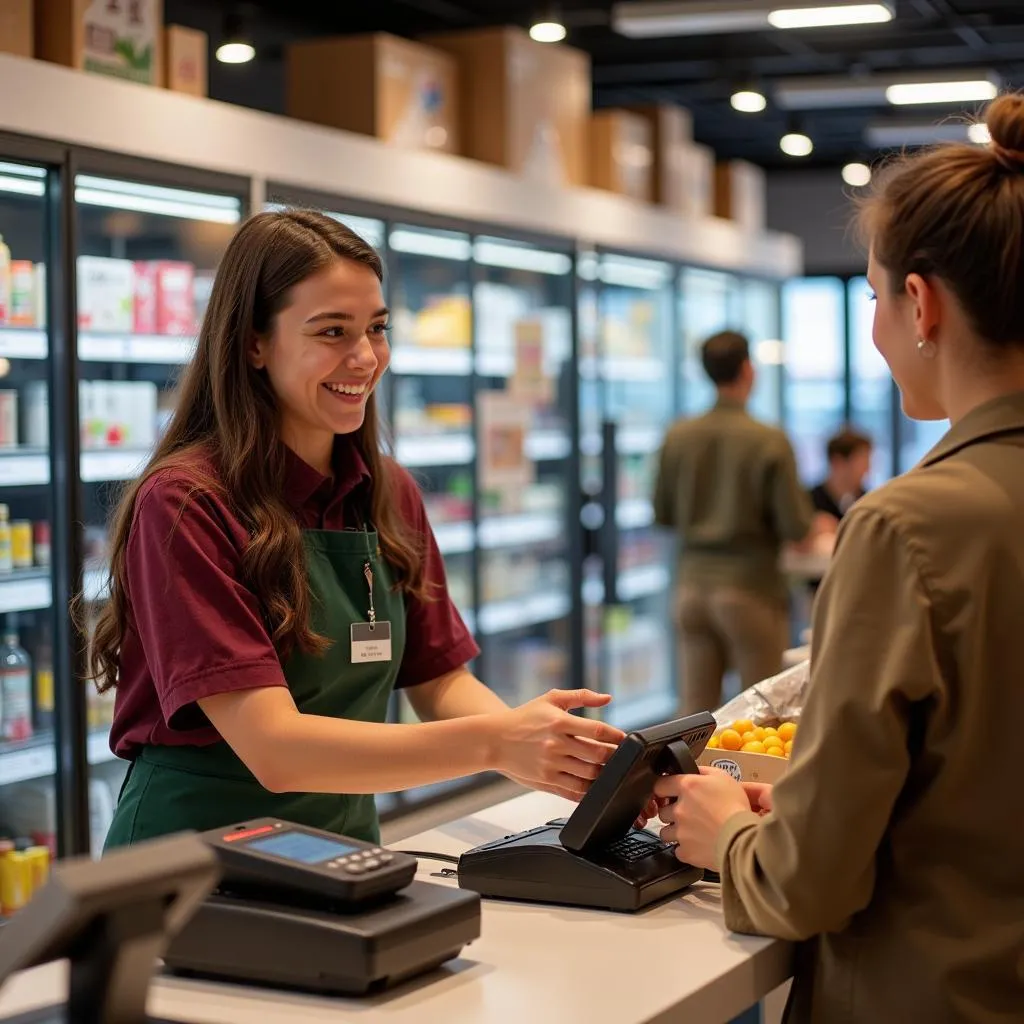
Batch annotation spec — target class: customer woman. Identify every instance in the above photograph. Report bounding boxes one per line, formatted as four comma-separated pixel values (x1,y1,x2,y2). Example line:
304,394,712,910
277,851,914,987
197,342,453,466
654,93,1024,1022
97,209,623,849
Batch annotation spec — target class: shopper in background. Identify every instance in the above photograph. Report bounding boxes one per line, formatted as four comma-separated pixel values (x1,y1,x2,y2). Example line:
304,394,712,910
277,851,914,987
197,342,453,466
653,331,813,716
809,427,873,534
93,210,624,849
654,93,1024,1023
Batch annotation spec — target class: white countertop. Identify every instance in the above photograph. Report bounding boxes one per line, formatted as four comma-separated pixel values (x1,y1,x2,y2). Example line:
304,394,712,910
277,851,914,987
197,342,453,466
0,792,793,1024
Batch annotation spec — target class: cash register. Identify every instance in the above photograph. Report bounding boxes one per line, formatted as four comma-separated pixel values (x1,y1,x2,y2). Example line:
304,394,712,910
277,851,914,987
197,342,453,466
164,817,481,995
458,712,716,912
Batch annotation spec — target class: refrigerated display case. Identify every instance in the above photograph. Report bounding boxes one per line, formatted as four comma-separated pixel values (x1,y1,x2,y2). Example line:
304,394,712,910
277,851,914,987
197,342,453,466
581,253,678,730
473,234,576,704
74,162,245,852
0,152,65,872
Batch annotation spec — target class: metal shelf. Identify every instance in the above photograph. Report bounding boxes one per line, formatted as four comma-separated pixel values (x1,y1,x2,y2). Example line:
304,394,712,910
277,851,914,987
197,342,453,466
478,511,563,550
0,328,46,359
78,333,196,364
431,520,475,556
0,729,117,787
80,448,150,483
0,571,51,613
395,434,474,468
477,591,571,636
0,449,49,486
616,498,655,531
524,430,572,462
617,426,663,456
618,564,671,601
579,356,665,383
389,346,472,377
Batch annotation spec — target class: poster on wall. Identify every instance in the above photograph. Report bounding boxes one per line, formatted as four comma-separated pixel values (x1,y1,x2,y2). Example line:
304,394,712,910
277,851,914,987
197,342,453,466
478,390,534,493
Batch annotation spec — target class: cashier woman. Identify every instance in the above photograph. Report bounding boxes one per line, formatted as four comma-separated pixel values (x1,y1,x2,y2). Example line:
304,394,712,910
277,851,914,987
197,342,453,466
93,209,623,850
654,93,1024,1023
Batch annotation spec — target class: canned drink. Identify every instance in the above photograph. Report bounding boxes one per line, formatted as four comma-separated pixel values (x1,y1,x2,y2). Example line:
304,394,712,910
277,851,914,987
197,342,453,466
33,520,51,568
10,521,32,569
24,846,50,893
0,850,31,914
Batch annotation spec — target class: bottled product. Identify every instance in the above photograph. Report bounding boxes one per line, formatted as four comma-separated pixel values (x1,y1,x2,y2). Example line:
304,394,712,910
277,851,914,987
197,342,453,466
10,521,31,570
32,521,51,567
9,261,34,327
0,630,32,742
0,391,17,448
0,234,10,325
0,506,12,574
33,264,46,330
33,629,53,732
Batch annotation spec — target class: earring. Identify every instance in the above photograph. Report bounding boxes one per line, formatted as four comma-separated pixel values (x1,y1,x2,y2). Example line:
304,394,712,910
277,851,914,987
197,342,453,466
917,337,937,359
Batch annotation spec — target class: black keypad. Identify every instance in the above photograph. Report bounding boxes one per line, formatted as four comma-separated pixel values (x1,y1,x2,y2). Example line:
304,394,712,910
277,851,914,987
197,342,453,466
607,834,669,863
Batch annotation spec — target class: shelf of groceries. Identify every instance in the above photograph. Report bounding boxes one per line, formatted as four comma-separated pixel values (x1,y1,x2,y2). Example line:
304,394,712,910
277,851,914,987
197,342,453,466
0,727,118,788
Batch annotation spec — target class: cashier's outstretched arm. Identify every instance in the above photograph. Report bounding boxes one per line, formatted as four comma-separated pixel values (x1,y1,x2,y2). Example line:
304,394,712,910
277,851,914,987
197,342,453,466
198,685,623,802
673,507,941,942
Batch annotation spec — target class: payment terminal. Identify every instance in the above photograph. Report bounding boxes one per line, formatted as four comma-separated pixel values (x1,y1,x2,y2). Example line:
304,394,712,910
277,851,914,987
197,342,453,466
457,712,716,912
164,818,481,995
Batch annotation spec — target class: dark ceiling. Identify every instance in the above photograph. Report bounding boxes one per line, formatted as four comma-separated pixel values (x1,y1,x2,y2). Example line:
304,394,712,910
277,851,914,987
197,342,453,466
164,0,1024,170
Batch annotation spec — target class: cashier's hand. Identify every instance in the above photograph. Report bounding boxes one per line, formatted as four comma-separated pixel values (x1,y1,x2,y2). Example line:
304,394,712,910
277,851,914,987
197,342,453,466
653,768,757,871
495,689,625,803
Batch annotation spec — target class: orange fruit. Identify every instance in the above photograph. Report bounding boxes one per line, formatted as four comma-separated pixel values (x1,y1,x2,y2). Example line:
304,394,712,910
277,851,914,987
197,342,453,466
784,740,794,755
719,729,743,751
707,734,721,749
741,741,766,754
751,727,767,741
763,736,784,751
777,722,797,742
766,746,786,758
741,731,758,744
762,726,778,737
731,719,755,736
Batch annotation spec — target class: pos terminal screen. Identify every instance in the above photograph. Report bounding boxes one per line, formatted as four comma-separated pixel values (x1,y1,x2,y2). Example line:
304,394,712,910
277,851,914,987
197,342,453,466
246,832,360,864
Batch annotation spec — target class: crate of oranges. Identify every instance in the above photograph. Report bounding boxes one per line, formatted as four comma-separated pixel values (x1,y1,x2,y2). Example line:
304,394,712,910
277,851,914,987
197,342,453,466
697,718,798,784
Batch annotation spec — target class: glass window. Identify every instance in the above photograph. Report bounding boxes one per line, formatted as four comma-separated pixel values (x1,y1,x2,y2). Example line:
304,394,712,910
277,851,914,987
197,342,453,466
782,277,846,485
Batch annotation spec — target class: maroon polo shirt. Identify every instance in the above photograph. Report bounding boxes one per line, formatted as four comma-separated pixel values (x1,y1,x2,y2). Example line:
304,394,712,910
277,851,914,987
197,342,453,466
109,438,480,758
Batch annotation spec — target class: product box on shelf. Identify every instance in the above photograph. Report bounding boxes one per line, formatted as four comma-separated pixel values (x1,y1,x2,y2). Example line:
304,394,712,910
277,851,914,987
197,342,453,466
680,142,715,219
629,105,695,213
153,260,194,335
0,0,33,58
132,259,157,334
79,379,157,449
36,0,163,85
77,255,133,333
715,159,767,233
162,22,206,97
589,109,654,202
428,26,591,187
287,32,460,155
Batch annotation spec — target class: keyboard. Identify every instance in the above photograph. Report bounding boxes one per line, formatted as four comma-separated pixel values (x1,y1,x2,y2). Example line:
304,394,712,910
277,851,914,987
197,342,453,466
606,833,670,863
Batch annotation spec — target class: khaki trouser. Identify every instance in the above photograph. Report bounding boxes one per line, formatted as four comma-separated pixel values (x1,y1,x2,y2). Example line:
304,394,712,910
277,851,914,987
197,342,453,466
674,584,788,716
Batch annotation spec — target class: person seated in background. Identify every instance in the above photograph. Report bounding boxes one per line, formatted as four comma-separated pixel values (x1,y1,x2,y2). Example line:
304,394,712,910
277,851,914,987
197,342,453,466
810,428,873,535
653,330,814,717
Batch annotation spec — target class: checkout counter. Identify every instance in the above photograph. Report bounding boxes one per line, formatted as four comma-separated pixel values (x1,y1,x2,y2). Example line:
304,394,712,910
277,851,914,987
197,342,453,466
0,790,793,1024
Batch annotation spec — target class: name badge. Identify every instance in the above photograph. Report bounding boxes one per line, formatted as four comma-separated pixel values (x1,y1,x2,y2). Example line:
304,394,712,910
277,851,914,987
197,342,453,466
351,621,392,664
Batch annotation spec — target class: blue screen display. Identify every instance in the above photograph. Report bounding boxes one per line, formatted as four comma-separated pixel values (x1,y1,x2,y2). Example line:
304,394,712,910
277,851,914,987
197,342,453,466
246,831,359,864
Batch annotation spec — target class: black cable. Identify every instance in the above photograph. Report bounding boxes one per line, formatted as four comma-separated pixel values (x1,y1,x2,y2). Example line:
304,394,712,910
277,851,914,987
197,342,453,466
397,849,460,865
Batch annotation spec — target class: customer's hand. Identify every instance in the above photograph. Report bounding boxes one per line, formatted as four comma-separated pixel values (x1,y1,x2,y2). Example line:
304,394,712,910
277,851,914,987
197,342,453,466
653,767,755,870
742,781,774,815
494,689,624,802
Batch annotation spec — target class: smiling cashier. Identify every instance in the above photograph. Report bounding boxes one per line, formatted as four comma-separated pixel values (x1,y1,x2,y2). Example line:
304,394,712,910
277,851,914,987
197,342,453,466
95,209,621,849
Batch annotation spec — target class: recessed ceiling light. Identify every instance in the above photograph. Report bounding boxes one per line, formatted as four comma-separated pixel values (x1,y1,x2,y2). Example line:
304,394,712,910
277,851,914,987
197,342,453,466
842,162,872,186
886,80,999,105
530,20,567,42
216,41,255,64
731,89,768,113
781,132,814,157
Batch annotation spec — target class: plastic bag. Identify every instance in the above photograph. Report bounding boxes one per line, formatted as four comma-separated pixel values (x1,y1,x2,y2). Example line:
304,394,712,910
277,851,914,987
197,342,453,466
714,658,810,728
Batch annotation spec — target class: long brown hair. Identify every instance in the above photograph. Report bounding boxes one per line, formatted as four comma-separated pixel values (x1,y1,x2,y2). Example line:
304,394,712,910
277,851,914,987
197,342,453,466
859,93,1024,348
89,209,426,693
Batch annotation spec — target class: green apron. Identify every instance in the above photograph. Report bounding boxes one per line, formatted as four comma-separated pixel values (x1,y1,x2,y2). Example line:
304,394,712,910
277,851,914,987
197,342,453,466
104,528,405,850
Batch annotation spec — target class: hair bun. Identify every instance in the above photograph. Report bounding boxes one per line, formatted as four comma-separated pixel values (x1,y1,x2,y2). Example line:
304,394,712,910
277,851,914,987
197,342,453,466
985,93,1024,169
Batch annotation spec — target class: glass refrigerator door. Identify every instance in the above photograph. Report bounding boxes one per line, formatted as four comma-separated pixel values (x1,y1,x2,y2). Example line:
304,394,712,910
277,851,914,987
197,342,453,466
678,267,736,416
738,278,783,425
592,254,677,730
473,236,575,704
387,224,476,707
75,172,243,853
0,159,60,878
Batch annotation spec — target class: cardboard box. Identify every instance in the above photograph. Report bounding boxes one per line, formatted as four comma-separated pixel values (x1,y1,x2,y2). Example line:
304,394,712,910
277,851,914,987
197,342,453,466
36,0,163,85
698,747,789,785
153,261,194,336
589,109,653,202
287,33,460,155
630,105,695,212
132,260,157,334
0,0,34,58
680,142,715,219
716,159,767,232
429,26,591,187
76,255,133,333
162,23,206,98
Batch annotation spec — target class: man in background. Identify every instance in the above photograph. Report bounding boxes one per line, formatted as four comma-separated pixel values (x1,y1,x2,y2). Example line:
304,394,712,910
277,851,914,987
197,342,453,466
654,331,813,715
811,428,873,534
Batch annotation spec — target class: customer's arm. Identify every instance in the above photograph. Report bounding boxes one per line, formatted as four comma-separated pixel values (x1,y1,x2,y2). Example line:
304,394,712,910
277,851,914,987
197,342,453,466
716,506,945,940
